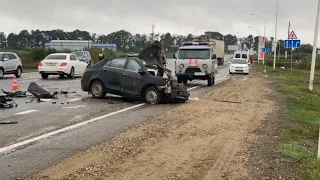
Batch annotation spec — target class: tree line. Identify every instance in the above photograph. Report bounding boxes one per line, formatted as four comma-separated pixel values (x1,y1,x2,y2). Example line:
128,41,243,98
0,29,313,54
0,29,270,52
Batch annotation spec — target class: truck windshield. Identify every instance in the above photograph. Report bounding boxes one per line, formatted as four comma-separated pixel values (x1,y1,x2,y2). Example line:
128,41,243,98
178,49,210,59
73,52,85,57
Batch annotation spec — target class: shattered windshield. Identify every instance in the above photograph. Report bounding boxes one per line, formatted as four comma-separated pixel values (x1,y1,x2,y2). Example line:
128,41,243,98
178,49,210,59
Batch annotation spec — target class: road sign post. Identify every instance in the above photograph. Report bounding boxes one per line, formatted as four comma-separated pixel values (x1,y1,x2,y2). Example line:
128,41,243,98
284,31,301,73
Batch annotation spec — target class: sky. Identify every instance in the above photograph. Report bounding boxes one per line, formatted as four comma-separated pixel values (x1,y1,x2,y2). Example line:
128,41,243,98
0,0,318,44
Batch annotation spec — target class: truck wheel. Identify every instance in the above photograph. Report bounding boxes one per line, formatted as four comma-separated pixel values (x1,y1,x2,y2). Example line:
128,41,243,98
207,77,213,86
144,86,162,104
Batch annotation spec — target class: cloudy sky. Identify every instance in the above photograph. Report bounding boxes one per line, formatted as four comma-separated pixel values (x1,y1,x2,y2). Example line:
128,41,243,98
0,0,318,44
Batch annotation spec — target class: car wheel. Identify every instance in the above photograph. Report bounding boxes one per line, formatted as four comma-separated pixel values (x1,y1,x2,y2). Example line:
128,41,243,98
15,67,22,78
90,80,106,99
0,68,4,79
67,67,75,79
59,74,65,79
144,86,162,105
41,74,49,79
207,77,213,86
212,76,215,85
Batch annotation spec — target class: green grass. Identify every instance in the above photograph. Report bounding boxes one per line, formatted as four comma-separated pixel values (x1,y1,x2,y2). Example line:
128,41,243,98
23,65,38,73
254,64,320,179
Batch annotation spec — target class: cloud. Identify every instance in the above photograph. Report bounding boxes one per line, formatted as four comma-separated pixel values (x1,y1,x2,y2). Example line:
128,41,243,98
0,0,318,44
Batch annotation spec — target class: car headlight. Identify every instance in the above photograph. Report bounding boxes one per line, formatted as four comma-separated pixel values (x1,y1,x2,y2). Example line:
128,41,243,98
202,64,208,69
179,64,184,69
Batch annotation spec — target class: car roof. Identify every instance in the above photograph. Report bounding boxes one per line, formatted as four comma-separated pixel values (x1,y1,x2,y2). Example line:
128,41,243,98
48,53,71,55
179,45,210,49
0,52,16,54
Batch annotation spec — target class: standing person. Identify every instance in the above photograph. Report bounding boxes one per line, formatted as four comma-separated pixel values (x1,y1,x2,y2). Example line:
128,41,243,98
98,51,104,61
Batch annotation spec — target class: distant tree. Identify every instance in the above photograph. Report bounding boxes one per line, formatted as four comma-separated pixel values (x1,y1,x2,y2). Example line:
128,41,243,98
223,34,237,46
0,32,7,49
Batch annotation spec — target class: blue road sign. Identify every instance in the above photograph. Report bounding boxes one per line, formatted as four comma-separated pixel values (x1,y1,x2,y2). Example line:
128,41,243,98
261,48,271,53
284,40,301,49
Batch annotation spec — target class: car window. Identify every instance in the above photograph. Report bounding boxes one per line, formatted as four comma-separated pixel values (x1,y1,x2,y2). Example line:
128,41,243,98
45,55,67,60
235,54,241,58
8,54,17,60
70,55,76,61
242,54,248,59
3,54,9,60
126,59,141,72
109,58,127,69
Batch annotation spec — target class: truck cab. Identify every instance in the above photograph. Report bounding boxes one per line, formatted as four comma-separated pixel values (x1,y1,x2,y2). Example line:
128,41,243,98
173,42,218,86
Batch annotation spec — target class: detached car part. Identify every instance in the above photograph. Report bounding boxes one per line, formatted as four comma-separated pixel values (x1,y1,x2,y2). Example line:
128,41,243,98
27,82,58,98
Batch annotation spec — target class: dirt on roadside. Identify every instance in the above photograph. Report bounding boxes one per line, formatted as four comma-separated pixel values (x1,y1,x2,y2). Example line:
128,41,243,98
26,73,287,180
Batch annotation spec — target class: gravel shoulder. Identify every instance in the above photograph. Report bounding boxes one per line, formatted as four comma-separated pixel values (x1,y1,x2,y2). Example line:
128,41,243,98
26,73,283,180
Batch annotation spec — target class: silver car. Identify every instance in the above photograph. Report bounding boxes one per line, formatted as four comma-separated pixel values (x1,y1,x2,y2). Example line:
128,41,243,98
0,52,23,79
72,51,92,66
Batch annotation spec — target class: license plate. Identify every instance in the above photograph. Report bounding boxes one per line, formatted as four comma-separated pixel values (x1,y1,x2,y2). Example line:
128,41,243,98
194,72,205,76
235,70,243,72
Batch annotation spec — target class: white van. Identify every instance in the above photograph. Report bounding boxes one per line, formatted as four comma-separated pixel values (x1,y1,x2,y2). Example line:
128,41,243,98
233,51,249,62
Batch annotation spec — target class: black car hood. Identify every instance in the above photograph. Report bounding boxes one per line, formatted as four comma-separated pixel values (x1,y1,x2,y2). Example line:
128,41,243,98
138,43,163,68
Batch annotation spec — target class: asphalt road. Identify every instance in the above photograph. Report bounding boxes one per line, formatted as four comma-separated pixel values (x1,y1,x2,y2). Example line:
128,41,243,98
0,55,232,180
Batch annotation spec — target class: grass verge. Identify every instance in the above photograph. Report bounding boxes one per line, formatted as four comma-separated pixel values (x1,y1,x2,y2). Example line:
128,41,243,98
23,65,38,73
253,64,320,179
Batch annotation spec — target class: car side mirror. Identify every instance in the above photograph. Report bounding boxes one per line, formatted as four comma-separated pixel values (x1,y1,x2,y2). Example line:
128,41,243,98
212,54,217,59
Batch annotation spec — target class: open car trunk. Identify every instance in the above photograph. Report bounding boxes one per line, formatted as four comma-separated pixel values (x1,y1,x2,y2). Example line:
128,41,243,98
138,43,190,103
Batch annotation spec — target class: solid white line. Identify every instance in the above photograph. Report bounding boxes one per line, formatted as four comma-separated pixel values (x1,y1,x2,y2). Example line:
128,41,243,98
0,78,228,154
15,110,38,115
68,98,82,102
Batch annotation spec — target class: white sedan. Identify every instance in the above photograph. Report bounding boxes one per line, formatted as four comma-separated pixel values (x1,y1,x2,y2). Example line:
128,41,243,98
229,58,250,75
38,53,89,79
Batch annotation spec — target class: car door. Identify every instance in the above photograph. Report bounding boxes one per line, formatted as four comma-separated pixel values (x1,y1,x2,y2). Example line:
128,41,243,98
74,54,87,73
121,59,143,96
8,54,16,71
2,54,12,72
100,58,127,92
70,54,81,74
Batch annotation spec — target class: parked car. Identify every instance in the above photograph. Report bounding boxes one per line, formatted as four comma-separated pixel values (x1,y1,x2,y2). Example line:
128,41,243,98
71,50,92,66
81,49,190,104
0,52,23,79
229,58,249,75
38,53,89,79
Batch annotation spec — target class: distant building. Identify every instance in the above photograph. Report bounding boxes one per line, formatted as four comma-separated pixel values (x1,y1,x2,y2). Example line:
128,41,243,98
44,40,117,51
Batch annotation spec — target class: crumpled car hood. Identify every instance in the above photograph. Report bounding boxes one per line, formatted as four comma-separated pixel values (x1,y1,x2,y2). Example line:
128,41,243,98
138,43,163,68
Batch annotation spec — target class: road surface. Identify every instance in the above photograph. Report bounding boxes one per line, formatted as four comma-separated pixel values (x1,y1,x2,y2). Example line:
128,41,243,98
0,56,232,180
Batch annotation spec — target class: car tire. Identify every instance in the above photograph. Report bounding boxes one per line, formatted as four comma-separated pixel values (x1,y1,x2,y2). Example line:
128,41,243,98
212,76,215,85
67,67,75,79
41,74,49,79
207,77,213,86
59,74,65,79
90,80,106,99
15,67,22,78
183,79,188,85
144,86,162,105
0,68,4,79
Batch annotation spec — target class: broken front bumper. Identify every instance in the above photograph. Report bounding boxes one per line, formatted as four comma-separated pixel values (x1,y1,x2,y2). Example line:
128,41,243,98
158,82,190,102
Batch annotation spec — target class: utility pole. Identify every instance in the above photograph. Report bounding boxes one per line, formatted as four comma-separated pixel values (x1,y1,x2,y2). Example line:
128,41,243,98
273,0,279,71
151,25,155,42
309,0,320,91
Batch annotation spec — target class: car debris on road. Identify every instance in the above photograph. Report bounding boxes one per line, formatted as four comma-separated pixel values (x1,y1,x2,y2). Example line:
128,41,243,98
1,89,28,98
0,96,18,108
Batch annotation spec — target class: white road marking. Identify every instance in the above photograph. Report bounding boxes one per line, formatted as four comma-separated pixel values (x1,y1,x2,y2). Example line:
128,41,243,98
40,99,52,102
15,110,38,115
62,105,86,109
0,77,229,154
68,98,82,102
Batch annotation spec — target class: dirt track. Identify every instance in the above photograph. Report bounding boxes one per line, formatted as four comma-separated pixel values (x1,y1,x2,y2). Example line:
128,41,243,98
26,73,278,180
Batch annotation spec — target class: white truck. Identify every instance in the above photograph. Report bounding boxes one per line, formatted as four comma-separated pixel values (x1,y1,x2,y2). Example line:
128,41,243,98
192,38,225,65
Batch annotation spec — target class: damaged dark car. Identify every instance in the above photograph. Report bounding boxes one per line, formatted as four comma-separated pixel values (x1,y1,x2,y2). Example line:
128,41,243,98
81,44,190,104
